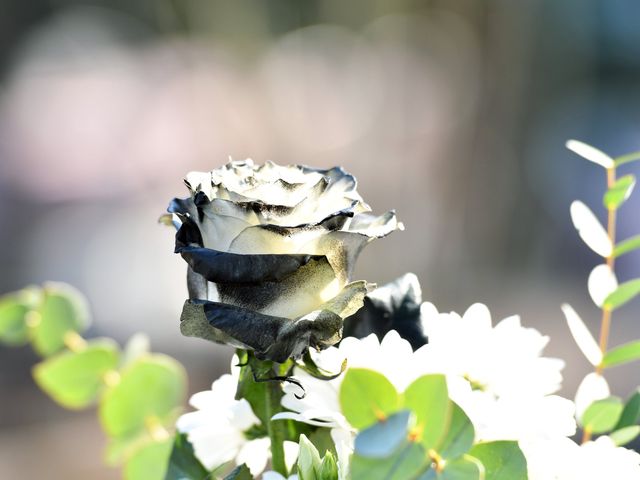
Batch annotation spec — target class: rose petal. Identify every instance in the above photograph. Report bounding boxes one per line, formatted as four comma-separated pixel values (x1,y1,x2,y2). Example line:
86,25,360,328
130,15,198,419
561,303,602,367
588,264,618,307
575,372,610,420
566,140,615,169
570,201,613,257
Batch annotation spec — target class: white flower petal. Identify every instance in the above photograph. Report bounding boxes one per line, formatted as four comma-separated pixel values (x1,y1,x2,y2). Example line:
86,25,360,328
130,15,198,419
236,438,271,476
587,264,618,307
566,139,615,169
575,372,610,419
283,441,300,472
561,303,602,366
262,473,287,480
570,201,613,257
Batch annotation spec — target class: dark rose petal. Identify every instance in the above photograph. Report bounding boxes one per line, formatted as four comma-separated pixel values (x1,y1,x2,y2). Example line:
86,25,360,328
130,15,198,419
177,244,325,284
343,273,428,350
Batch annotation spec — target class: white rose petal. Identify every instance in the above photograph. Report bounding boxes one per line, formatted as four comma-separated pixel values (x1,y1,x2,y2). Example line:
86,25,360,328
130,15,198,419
570,201,613,257
566,139,615,169
575,372,610,419
561,303,602,367
587,264,618,307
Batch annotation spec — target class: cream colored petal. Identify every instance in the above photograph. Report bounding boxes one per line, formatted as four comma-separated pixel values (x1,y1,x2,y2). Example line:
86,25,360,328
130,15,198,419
570,201,613,257
587,264,618,308
561,303,602,367
575,372,610,420
566,140,615,169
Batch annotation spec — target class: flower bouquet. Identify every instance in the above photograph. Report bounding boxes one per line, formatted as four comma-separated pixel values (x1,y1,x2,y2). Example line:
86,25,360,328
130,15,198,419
2,142,640,479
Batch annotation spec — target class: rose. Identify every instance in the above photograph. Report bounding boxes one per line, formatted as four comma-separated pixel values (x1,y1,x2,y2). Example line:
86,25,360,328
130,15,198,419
163,159,401,362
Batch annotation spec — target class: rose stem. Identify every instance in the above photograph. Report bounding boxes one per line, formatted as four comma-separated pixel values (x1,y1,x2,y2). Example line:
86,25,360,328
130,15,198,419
583,165,617,444
265,373,287,475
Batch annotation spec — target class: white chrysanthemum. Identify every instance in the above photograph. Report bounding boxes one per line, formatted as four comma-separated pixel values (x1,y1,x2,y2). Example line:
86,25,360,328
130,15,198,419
176,359,270,476
522,436,640,480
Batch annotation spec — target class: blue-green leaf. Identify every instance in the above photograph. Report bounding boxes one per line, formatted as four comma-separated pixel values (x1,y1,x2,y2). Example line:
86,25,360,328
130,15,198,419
165,433,209,480
0,287,38,346
339,369,400,429
355,410,412,458
403,375,451,451
350,441,426,480
439,403,475,459
581,397,624,433
419,456,482,479
468,441,527,480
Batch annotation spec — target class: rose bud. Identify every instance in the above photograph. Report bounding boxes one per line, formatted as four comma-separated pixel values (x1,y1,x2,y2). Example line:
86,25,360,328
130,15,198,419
163,160,401,362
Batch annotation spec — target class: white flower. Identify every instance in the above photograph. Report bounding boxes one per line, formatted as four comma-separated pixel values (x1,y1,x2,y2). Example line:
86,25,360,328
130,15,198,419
569,201,613,257
176,359,270,476
522,436,640,480
262,473,299,480
165,160,401,362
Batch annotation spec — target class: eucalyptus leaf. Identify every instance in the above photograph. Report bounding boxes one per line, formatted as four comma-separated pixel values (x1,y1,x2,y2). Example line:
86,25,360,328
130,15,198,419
581,397,624,433
615,389,640,430
30,282,91,357
468,441,527,480
124,438,173,480
603,279,640,311
354,410,412,458
100,355,186,439
615,151,640,167
403,375,451,451
418,456,482,480
33,339,119,409
339,368,400,429
439,403,475,460
603,175,636,209
602,341,640,368
614,235,640,258
0,288,37,346
609,426,640,446
350,440,426,480
165,433,209,480
224,464,252,480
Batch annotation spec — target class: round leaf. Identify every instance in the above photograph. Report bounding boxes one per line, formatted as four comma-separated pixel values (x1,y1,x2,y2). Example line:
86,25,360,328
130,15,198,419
339,369,400,429
0,288,38,346
403,375,451,451
609,426,640,446
350,441,425,480
30,282,91,356
33,339,119,409
468,441,527,480
439,403,475,459
354,410,412,458
124,438,173,480
99,354,187,439
419,456,482,480
581,397,624,434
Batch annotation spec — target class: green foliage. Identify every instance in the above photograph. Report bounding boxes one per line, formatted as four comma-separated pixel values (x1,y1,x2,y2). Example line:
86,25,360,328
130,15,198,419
165,433,209,480
614,151,640,167
403,375,451,451
613,234,640,258
99,354,187,439
602,279,640,311
419,456,483,480
609,426,640,446
29,282,91,356
468,441,527,480
297,434,339,480
354,410,412,458
351,440,425,480
223,464,252,480
438,403,475,460
615,388,640,430
339,368,400,429
125,437,173,480
33,339,119,409
603,174,636,209
581,397,624,433
601,340,640,368
0,287,38,345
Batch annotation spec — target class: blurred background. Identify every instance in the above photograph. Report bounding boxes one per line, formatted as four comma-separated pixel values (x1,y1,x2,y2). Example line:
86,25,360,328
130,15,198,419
1,0,640,478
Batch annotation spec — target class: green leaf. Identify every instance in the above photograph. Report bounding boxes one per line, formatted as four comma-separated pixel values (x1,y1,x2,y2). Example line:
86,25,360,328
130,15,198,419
298,433,322,480
468,441,527,480
615,151,640,167
0,287,39,345
224,464,252,480
602,341,640,368
403,375,451,451
125,438,173,480
419,456,483,479
603,279,640,311
319,451,339,480
615,389,640,430
29,282,91,356
33,339,119,409
122,333,151,368
439,403,475,459
354,410,412,458
610,426,640,446
581,397,624,433
603,175,636,209
614,235,640,258
350,441,426,480
165,433,209,480
100,354,186,439
339,369,400,429
235,351,276,426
